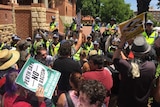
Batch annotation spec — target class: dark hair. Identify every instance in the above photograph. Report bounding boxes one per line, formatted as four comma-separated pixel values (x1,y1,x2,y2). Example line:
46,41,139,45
58,40,72,56
88,55,104,69
80,80,106,107
69,72,82,90
5,68,19,95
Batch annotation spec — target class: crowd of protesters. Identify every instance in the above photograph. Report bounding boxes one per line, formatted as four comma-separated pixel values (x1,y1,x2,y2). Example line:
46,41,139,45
0,15,160,107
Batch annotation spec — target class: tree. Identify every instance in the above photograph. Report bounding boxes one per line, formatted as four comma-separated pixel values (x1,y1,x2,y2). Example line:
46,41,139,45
137,0,151,15
157,0,160,8
100,0,133,23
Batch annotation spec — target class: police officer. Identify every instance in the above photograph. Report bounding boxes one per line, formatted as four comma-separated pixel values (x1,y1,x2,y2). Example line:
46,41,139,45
50,16,58,35
105,18,117,36
142,20,158,45
70,17,78,38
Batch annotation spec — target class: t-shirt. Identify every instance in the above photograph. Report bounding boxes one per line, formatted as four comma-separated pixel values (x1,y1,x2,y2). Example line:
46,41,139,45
53,57,81,92
113,58,156,107
82,68,113,106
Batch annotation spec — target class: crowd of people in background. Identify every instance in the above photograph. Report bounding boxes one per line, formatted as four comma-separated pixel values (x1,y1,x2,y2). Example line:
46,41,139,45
0,15,160,107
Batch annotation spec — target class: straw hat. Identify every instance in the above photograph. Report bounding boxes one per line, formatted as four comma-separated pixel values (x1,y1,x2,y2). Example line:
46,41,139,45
0,49,20,70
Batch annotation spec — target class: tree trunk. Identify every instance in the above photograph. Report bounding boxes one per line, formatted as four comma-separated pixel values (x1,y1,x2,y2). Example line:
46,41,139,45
137,0,151,15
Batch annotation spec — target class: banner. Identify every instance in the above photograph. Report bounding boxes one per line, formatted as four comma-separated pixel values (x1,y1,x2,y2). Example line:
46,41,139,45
76,10,81,31
118,12,146,40
15,57,61,99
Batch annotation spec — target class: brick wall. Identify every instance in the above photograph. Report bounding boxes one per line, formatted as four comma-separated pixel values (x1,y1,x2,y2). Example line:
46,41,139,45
0,5,13,24
15,9,32,39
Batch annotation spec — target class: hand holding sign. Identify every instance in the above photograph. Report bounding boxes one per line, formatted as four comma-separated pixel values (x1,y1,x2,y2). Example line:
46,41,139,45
119,12,146,40
36,86,45,102
15,57,61,99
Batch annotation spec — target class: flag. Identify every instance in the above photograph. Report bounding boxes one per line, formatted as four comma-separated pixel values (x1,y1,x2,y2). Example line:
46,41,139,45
118,12,146,40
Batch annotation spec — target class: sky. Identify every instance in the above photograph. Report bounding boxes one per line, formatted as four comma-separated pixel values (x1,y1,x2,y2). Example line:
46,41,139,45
124,0,160,11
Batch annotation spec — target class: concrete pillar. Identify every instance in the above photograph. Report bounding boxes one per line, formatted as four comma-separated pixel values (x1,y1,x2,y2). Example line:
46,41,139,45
33,0,38,3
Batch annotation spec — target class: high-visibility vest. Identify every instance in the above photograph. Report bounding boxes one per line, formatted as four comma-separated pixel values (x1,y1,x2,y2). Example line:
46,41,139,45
94,24,100,31
155,63,160,78
54,42,60,55
0,43,4,50
142,31,158,45
83,43,94,55
71,23,77,31
106,23,117,35
97,49,103,55
73,47,82,61
50,22,57,30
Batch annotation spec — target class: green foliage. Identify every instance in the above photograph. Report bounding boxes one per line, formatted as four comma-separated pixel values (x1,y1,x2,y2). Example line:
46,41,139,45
79,0,134,24
100,0,134,23
146,13,160,27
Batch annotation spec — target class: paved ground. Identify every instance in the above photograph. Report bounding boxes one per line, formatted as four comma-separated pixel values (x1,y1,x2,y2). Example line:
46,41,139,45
82,26,105,36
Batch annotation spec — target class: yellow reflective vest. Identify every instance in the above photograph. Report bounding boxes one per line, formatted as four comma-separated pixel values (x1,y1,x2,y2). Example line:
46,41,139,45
142,31,158,45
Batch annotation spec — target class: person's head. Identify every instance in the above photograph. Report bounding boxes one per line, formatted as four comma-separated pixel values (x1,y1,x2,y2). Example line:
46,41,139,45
35,34,42,41
87,35,92,43
88,54,104,70
5,68,19,94
80,50,88,60
131,35,151,58
36,47,47,59
58,40,72,57
69,72,82,90
145,20,154,31
51,16,56,21
95,17,101,23
53,34,59,42
110,18,116,25
79,80,106,107
0,49,20,72
16,40,29,51
93,41,100,50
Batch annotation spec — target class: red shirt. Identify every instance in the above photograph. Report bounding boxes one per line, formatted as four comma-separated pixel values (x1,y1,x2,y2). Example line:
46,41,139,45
82,68,113,107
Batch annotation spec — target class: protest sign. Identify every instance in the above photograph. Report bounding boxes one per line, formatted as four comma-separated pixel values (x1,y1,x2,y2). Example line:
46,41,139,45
15,57,61,99
76,10,82,31
118,12,146,40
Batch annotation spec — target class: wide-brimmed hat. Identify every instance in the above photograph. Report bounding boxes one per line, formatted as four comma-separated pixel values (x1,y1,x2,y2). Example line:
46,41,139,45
131,36,151,54
0,49,20,70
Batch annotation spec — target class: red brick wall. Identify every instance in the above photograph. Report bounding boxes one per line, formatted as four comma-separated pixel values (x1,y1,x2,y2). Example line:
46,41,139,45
15,9,32,39
0,5,13,24
56,0,76,17
46,9,57,23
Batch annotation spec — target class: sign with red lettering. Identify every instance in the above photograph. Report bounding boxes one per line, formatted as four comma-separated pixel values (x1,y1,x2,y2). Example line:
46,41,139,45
15,57,61,99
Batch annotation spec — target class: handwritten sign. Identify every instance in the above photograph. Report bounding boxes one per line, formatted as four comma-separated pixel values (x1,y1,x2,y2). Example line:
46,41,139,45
118,12,145,40
15,57,61,99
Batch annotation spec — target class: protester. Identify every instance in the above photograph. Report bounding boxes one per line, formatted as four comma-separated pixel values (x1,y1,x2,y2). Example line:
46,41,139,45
16,40,31,69
57,72,82,107
35,47,54,68
79,80,106,107
52,40,82,97
82,54,113,106
113,35,156,107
